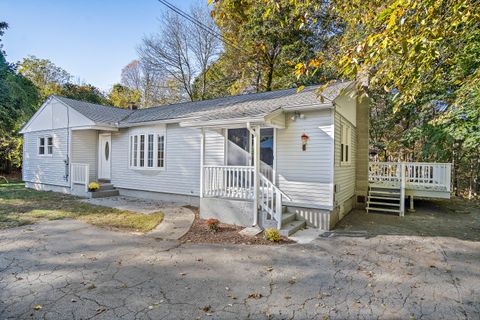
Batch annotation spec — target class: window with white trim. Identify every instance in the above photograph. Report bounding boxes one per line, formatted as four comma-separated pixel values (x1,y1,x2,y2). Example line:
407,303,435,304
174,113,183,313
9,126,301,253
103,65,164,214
129,133,165,169
38,136,53,155
340,124,351,164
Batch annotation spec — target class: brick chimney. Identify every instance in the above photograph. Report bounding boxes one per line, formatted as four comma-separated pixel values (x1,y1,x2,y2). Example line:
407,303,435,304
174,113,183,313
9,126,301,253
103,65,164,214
128,102,138,110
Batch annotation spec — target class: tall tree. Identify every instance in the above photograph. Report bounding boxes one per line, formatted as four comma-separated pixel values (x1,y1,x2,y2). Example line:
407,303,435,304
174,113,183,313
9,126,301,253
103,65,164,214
139,3,221,102
0,23,40,172
17,55,71,100
107,84,141,108
121,60,182,107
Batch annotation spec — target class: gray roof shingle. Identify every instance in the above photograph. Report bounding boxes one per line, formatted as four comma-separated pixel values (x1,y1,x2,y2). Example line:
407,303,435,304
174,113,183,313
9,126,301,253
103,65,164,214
54,96,133,124
53,81,353,127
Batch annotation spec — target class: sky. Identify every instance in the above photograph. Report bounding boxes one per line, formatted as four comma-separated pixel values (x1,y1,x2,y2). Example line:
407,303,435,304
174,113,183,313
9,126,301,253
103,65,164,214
1,0,200,91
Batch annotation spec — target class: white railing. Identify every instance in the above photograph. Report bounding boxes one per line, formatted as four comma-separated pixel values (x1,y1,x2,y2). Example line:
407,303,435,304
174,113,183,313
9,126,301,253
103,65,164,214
369,162,452,191
203,165,254,199
259,173,291,229
71,163,90,192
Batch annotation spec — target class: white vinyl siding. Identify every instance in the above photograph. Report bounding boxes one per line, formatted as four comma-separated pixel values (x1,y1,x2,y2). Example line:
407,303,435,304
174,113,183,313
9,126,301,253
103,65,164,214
111,124,224,196
334,112,357,208
23,129,69,187
276,109,334,208
71,130,98,182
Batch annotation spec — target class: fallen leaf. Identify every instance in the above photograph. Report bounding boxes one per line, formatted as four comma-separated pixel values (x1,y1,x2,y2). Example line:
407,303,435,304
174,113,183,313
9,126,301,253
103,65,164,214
180,272,187,276
34,304,42,311
247,293,263,299
202,305,212,312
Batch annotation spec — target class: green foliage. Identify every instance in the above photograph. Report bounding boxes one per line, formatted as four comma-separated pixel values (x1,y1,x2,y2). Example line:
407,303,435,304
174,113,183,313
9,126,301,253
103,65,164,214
61,83,108,105
107,84,141,108
0,47,40,172
18,55,71,100
206,0,334,97
264,228,281,242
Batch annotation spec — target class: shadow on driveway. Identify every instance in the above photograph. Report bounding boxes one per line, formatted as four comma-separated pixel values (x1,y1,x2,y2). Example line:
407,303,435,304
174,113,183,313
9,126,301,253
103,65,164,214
329,198,480,241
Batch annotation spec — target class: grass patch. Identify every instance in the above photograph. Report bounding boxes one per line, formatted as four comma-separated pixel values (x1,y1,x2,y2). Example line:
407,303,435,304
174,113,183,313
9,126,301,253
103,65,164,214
0,181,164,233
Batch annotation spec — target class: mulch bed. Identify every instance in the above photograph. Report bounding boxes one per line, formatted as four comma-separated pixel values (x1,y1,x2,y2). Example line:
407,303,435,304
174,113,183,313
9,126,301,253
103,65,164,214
180,207,293,245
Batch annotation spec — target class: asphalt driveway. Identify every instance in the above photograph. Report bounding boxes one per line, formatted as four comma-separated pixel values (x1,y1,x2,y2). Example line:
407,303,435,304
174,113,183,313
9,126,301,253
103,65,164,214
1,217,479,320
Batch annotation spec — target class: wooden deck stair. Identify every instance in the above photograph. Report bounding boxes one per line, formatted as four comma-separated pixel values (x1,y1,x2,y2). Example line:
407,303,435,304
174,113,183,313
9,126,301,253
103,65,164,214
366,186,402,215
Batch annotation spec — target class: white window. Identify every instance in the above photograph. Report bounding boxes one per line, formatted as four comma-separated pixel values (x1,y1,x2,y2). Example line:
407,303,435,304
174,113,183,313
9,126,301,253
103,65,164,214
38,136,53,156
340,124,351,164
38,137,45,155
157,135,164,168
129,132,165,169
47,137,53,154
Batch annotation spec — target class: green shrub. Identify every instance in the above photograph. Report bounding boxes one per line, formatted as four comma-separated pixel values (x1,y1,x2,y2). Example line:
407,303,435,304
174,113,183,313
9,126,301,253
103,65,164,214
264,228,281,242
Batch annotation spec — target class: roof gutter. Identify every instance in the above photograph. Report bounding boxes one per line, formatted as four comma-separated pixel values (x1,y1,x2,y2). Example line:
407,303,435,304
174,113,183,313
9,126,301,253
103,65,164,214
179,116,266,128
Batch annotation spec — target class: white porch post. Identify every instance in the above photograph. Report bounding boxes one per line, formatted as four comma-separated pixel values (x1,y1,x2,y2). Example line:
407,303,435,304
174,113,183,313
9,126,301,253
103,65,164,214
200,128,205,198
252,125,260,226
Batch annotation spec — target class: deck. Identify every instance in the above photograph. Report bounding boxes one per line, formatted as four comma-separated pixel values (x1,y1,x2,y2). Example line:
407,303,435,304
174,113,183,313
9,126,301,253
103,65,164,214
368,162,452,216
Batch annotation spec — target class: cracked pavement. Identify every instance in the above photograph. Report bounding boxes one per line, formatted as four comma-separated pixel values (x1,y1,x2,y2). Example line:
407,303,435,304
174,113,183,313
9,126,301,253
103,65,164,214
1,219,479,319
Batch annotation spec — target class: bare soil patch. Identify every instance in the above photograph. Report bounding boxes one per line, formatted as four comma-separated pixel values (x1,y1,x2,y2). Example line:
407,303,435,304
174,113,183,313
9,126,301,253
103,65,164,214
180,208,293,245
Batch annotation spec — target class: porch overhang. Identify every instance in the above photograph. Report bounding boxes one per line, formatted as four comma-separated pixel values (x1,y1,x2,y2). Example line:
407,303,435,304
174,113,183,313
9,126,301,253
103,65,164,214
179,109,286,129
70,125,119,132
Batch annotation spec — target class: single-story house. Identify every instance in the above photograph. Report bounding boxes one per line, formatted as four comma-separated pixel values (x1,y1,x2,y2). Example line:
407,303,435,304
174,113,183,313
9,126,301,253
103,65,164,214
20,81,371,233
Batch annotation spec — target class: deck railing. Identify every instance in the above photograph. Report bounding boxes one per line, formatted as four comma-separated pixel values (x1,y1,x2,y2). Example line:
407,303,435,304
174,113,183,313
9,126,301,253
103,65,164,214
369,162,452,191
203,165,254,199
71,163,89,192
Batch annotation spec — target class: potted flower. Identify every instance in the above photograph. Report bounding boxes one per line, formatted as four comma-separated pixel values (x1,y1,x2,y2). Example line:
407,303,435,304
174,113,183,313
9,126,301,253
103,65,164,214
88,182,100,192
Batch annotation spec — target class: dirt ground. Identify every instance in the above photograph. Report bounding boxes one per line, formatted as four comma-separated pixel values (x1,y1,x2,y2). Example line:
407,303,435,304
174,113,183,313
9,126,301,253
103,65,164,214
334,198,480,241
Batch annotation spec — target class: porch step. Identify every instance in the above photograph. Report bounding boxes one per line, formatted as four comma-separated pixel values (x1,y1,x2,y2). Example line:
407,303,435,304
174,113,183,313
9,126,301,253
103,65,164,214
366,185,402,215
365,206,401,214
279,219,306,237
281,212,297,225
98,183,115,191
90,189,119,198
366,201,400,207
368,195,400,201
369,190,401,196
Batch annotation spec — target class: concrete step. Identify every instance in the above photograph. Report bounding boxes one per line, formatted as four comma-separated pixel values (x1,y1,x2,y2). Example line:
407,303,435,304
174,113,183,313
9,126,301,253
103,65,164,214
281,212,297,225
98,183,115,191
366,206,400,214
90,189,119,198
279,219,306,237
367,201,400,207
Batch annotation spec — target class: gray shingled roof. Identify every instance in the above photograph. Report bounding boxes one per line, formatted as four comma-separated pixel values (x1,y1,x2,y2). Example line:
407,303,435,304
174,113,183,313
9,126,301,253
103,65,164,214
54,96,133,125
53,81,353,127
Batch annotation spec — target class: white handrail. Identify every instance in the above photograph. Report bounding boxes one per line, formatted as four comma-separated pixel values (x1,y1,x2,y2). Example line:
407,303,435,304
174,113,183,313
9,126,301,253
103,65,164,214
71,163,90,192
259,173,291,229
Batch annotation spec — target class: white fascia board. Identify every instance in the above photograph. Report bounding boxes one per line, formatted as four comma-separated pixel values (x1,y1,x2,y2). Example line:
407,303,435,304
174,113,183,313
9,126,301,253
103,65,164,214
281,102,333,112
179,116,266,128
19,96,54,134
70,125,119,131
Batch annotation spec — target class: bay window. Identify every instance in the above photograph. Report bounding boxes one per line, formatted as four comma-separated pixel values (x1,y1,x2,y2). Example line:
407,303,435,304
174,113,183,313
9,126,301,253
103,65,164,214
129,132,165,169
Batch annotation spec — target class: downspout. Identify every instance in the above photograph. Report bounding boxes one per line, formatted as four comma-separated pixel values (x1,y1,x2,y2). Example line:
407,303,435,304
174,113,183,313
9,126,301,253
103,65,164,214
65,104,70,183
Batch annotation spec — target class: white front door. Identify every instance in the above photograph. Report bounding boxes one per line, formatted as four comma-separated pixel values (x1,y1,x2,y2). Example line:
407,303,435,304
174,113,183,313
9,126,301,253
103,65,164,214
98,133,111,180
